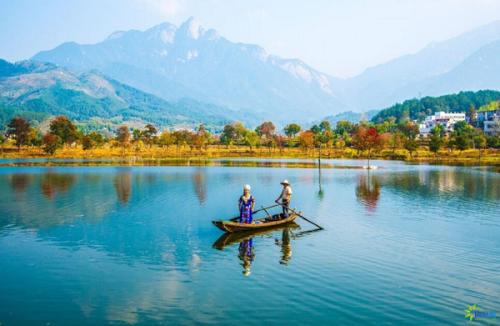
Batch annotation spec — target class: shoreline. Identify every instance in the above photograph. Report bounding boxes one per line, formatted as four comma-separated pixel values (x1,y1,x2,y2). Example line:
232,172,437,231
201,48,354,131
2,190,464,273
1,146,499,168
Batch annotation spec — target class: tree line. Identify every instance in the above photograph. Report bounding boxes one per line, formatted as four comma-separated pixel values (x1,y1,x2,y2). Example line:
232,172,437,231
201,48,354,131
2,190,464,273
1,115,499,157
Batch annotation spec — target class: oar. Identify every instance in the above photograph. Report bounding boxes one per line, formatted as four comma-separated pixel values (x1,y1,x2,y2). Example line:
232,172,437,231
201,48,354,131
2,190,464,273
276,202,324,230
229,204,280,222
252,204,280,215
261,205,273,218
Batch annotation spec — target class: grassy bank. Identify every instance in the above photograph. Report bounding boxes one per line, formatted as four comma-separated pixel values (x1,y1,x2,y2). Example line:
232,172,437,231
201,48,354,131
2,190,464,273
1,145,499,166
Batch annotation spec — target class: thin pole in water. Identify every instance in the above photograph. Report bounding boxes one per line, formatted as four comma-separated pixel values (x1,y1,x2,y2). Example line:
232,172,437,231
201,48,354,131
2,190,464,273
318,145,322,193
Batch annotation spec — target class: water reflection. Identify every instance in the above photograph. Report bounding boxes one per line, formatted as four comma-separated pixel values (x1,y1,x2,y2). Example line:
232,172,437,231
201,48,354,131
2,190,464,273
380,169,499,202
238,239,255,276
9,174,32,193
213,225,299,276
114,171,132,204
275,228,292,265
355,172,381,212
192,170,207,204
0,164,498,325
40,172,76,200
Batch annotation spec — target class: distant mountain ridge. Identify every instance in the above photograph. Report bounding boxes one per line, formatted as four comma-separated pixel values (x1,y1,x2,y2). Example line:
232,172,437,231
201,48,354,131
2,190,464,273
9,17,500,124
33,17,347,122
339,20,500,110
0,59,247,130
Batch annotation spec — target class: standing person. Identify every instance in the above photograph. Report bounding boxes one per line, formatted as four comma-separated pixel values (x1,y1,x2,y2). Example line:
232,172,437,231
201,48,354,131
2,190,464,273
239,184,255,224
275,179,292,218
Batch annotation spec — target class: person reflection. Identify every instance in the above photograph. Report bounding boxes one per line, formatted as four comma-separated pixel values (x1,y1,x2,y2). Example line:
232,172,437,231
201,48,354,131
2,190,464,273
40,173,76,200
355,172,381,212
10,174,31,193
114,171,132,204
192,170,207,204
275,228,293,265
238,238,255,277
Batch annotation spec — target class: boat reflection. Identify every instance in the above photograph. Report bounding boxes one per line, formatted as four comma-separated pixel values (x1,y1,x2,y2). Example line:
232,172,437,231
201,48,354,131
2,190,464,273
213,224,300,276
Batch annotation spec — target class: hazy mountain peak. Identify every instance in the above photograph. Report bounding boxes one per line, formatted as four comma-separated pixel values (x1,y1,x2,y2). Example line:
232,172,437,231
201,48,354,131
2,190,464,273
106,31,126,41
178,17,205,40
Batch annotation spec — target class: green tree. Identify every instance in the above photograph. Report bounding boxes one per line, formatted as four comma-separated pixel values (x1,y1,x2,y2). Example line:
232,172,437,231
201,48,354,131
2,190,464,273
220,122,246,146
486,135,500,149
451,121,474,151
310,124,321,135
243,130,260,150
284,123,301,138
49,116,78,144
29,128,42,147
6,117,32,150
132,129,143,142
0,133,5,153
319,120,332,133
429,125,444,157
335,120,354,135
399,121,419,158
470,129,487,160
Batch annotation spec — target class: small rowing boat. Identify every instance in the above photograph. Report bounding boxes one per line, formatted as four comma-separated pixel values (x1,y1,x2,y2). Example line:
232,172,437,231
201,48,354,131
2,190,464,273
212,212,299,233
212,223,300,249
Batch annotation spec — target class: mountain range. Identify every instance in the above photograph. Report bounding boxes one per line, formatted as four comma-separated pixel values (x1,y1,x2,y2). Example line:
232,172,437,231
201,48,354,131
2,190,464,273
33,17,346,122
2,17,500,128
0,59,247,131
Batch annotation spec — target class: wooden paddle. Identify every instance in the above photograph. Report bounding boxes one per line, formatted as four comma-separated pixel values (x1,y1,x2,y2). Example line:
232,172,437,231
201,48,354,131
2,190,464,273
229,204,280,222
276,202,324,230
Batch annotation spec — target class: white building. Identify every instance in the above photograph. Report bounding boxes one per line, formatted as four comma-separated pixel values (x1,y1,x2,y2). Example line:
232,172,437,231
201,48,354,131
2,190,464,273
419,111,466,137
478,108,499,136
484,119,499,136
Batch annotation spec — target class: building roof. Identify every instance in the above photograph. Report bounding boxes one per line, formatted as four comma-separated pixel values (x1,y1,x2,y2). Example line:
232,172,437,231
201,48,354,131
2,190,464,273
478,101,500,112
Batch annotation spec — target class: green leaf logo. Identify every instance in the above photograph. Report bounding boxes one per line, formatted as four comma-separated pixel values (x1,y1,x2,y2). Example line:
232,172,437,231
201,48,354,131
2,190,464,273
464,304,479,321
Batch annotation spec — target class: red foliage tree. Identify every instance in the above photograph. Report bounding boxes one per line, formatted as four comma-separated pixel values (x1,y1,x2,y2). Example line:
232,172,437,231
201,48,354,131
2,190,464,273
352,126,383,167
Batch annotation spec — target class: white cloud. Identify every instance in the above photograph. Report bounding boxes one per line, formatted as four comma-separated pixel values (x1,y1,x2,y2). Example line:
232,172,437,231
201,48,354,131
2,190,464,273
134,0,185,17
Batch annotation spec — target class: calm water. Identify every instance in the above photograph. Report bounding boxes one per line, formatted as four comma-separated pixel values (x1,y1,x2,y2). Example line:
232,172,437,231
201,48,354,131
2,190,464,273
0,160,499,325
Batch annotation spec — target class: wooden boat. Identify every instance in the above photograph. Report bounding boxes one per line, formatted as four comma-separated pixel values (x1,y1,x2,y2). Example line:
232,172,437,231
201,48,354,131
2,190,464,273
212,222,300,250
212,212,299,233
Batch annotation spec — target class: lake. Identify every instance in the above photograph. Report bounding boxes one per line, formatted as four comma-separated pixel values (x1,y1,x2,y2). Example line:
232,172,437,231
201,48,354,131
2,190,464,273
0,160,499,325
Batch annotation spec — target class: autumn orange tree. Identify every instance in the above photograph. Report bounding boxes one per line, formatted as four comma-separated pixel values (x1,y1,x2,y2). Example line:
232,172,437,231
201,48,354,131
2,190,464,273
298,130,315,151
352,126,384,167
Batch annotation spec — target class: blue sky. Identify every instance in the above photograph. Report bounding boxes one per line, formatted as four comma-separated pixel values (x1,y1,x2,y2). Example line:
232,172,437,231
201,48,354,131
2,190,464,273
1,0,500,77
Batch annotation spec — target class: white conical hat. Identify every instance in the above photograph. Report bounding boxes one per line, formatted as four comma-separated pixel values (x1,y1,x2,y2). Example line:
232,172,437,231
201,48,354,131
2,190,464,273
280,179,290,185
243,184,251,190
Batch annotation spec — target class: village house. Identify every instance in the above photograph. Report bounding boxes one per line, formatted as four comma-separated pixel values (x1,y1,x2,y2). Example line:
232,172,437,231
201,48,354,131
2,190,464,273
477,104,500,136
418,111,466,137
